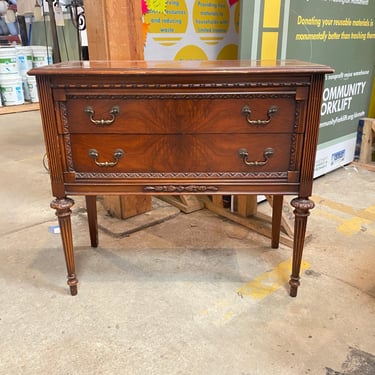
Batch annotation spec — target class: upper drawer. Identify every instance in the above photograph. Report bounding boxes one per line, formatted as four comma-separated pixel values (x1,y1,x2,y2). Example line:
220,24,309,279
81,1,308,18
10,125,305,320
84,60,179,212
62,95,297,134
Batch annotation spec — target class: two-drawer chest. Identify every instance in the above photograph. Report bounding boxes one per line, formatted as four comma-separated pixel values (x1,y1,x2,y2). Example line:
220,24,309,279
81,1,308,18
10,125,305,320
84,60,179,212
30,60,333,296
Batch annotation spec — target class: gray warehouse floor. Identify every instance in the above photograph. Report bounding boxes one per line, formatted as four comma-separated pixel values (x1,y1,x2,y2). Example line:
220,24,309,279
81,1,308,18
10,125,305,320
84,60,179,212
0,111,375,375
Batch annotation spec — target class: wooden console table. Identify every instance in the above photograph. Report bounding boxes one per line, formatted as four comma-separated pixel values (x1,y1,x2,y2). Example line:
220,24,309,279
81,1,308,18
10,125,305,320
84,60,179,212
30,60,333,297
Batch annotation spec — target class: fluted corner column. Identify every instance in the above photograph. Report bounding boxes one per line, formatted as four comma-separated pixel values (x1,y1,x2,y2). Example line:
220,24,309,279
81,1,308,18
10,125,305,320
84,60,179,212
51,197,78,296
289,197,315,297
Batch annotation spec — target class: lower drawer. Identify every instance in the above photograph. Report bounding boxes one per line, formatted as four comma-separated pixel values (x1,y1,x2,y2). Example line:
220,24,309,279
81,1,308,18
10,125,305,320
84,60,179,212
67,134,297,175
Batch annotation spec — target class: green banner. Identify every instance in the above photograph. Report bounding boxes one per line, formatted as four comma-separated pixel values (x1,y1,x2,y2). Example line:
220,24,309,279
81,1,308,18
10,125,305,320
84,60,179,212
287,0,375,144
239,0,375,175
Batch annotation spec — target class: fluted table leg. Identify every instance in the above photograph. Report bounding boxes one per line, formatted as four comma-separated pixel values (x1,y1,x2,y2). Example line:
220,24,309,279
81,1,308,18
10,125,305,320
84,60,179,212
271,195,283,249
85,195,98,248
289,197,315,297
51,197,78,296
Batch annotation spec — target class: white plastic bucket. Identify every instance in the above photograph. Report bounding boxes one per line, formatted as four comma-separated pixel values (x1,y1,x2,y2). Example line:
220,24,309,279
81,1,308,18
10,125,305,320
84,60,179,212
0,73,24,105
21,74,31,101
0,47,18,74
16,46,33,74
31,45,53,67
26,74,38,103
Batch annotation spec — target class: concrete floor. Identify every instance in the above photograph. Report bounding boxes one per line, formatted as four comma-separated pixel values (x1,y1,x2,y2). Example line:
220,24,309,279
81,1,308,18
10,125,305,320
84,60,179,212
0,111,375,375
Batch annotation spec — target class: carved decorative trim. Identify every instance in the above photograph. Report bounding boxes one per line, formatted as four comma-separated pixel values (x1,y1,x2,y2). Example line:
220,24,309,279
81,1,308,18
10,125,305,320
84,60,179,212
144,185,219,192
64,135,74,172
53,81,310,90
65,93,296,101
60,102,69,132
74,171,289,179
286,100,301,171
59,103,75,172
50,197,74,212
289,134,298,171
291,197,315,212
65,93,297,101
294,101,301,132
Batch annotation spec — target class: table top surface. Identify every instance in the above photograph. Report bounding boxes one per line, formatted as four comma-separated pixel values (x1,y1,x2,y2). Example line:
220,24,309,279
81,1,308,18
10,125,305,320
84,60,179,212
29,59,334,76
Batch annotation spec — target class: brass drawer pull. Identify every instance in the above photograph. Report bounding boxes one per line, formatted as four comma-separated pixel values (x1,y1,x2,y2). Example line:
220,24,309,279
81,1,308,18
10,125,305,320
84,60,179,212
241,105,278,125
88,148,124,167
84,105,120,126
238,147,274,166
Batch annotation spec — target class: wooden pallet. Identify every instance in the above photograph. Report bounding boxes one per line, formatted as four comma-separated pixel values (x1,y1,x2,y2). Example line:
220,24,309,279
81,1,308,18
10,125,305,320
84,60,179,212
158,195,204,213
351,161,375,172
199,195,305,248
355,118,374,164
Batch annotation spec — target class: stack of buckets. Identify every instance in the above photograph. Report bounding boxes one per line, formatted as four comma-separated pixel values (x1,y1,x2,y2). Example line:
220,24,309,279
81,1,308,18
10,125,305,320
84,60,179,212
0,45,52,107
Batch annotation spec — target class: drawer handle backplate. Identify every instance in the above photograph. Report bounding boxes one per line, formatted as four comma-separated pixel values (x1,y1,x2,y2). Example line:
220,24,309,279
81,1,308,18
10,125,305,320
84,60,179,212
84,105,120,126
88,148,124,167
238,147,274,166
241,105,278,126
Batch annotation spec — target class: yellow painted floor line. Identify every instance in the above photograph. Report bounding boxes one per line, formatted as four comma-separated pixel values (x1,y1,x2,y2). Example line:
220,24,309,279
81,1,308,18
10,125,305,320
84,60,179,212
312,195,375,221
237,258,310,300
313,205,374,237
313,208,344,223
337,217,372,236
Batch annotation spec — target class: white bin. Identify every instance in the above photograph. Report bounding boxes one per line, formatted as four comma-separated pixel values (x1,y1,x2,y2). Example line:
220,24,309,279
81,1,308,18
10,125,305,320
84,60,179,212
31,46,53,68
16,46,33,74
26,74,39,103
0,73,24,105
0,47,18,74
21,74,31,101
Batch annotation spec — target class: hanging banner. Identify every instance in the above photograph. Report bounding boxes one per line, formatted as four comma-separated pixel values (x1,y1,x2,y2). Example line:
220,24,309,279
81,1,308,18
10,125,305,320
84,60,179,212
239,0,375,176
143,0,240,60
287,0,375,176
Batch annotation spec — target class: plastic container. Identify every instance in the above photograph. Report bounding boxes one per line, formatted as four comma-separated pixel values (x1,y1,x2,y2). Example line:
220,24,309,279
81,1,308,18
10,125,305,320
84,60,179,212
31,45,53,68
26,74,38,103
21,74,31,101
0,73,24,105
0,47,18,74
16,46,33,74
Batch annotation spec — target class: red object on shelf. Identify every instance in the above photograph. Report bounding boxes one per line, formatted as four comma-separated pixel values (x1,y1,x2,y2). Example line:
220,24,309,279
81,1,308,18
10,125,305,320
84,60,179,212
0,35,20,45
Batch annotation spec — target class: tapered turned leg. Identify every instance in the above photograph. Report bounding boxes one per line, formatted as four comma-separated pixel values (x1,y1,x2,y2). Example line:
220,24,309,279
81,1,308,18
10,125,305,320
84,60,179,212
85,195,98,248
289,197,315,297
271,195,283,249
50,197,78,296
